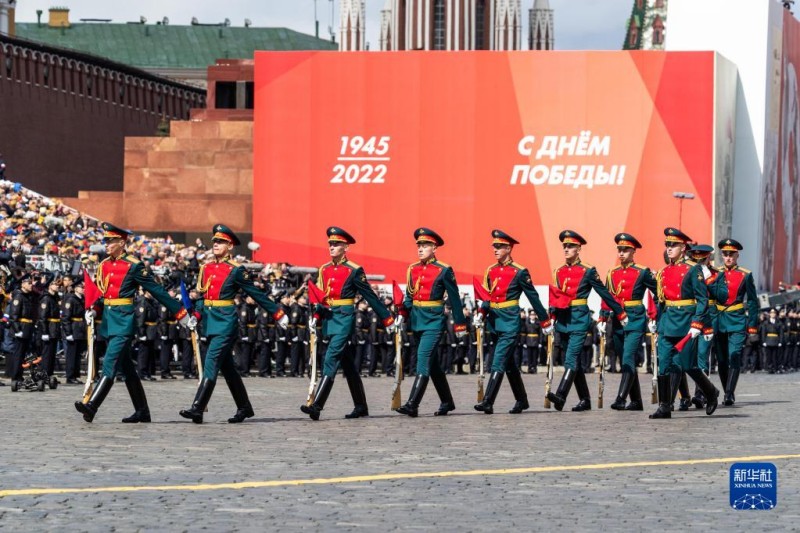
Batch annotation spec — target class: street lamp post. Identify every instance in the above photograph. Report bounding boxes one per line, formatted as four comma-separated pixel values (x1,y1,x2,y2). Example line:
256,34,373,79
672,191,695,230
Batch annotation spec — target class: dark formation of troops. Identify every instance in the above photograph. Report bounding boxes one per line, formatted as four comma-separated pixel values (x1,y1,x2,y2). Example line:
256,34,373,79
0,218,786,425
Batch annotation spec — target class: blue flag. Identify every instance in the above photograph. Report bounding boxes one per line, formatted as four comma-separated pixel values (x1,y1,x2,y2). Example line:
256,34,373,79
179,280,193,313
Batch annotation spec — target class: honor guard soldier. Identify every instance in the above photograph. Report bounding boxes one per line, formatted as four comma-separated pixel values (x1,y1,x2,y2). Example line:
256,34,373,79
255,303,274,377
157,288,180,379
61,277,87,384
759,309,783,373
649,227,720,419
473,230,552,414
598,233,657,411
237,295,258,377
547,230,627,411
179,225,288,424
709,239,759,405
76,222,193,423
302,227,395,420
687,244,717,408
395,228,467,417
135,291,160,381
37,277,62,379
8,273,36,385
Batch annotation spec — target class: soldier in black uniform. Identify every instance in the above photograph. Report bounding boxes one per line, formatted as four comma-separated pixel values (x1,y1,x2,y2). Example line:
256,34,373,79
354,299,369,374
289,294,309,377
37,277,62,378
465,308,478,373
237,295,257,377
367,305,382,376
381,296,397,377
136,291,160,381
759,308,783,374
255,303,273,377
8,273,36,383
523,310,542,374
790,309,800,371
274,293,291,376
779,308,792,373
177,289,198,379
742,326,760,373
404,317,417,376
61,278,86,384
157,288,179,379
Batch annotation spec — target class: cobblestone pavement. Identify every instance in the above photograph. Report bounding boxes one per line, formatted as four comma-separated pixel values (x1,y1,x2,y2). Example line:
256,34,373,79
0,370,797,530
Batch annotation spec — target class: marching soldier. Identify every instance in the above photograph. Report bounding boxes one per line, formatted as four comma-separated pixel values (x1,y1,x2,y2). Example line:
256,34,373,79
395,228,467,417
708,238,759,405
546,230,626,412
75,222,193,423
8,273,37,384
649,228,720,419
37,277,62,378
61,278,87,384
301,227,395,420
597,233,657,411
179,224,289,424
473,230,552,414
157,288,180,379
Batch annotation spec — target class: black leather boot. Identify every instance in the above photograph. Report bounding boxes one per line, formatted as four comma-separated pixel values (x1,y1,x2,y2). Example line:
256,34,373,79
226,371,254,423
626,374,644,411
122,375,151,423
474,372,504,414
300,375,334,421
74,376,114,423
179,378,216,424
572,371,591,411
610,371,634,410
396,375,428,417
546,368,575,411
687,368,719,415
506,371,530,414
724,368,740,406
649,375,672,419
431,372,456,416
344,373,369,419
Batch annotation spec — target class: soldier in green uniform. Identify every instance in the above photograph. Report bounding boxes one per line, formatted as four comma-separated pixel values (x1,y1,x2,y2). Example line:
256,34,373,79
472,230,552,414
598,233,657,411
687,244,718,408
179,225,289,424
302,227,396,420
396,228,467,417
649,228,720,419
709,239,759,405
75,222,194,423
547,230,628,411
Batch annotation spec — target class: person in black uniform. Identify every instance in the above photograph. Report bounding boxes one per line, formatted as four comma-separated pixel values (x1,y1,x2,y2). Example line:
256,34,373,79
8,273,36,384
354,299,369,374
759,308,783,373
274,293,291,376
523,311,542,374
255,303,273,377
136,291,160,381
289,294,308,377
37,277,62,379
61,277,87,384
237,294,257,377
157,288,180,379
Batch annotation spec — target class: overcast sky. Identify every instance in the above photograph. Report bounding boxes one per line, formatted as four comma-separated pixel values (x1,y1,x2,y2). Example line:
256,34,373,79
14,0,633,50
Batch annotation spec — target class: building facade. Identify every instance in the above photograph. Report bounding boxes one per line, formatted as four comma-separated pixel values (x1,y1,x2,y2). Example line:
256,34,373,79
623,0,668,50
528,0,554,50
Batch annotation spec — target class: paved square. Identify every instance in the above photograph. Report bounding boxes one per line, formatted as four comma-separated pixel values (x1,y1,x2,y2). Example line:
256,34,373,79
1,370,797,530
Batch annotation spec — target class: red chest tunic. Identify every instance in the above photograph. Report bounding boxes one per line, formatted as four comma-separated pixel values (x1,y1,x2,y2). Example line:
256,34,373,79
660,262,691,301
319,262,350,300
97,258,132,298
608,266,640,303
487,263,519,303
200,261,234,300
554,264,587,299
409,262,443,301
722,268,746,305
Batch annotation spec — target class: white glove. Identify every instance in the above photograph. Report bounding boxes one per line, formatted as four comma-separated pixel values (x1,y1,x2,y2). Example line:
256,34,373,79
303,341,308,345
241,337,249,342
778,343,782,347
200,337,207,342
688,327,702,339
703,333,714,341
160,336,167,341
701,265,711,279
291,336,299,342
648,320,657,334
66,334,74,341
41,334,50,341
277,315,289,330
394,314,404,328
308,316,317,329
542,325,554,336
278,336,286,342
14,331,23,338
385,322,396,334
472,313,484,327
85,309,95,323
455,329,468,340
620,316,629,328
450,343,457,348
358,340,365,345
139,336,147,341
179,314,198,331
597,321,606,335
